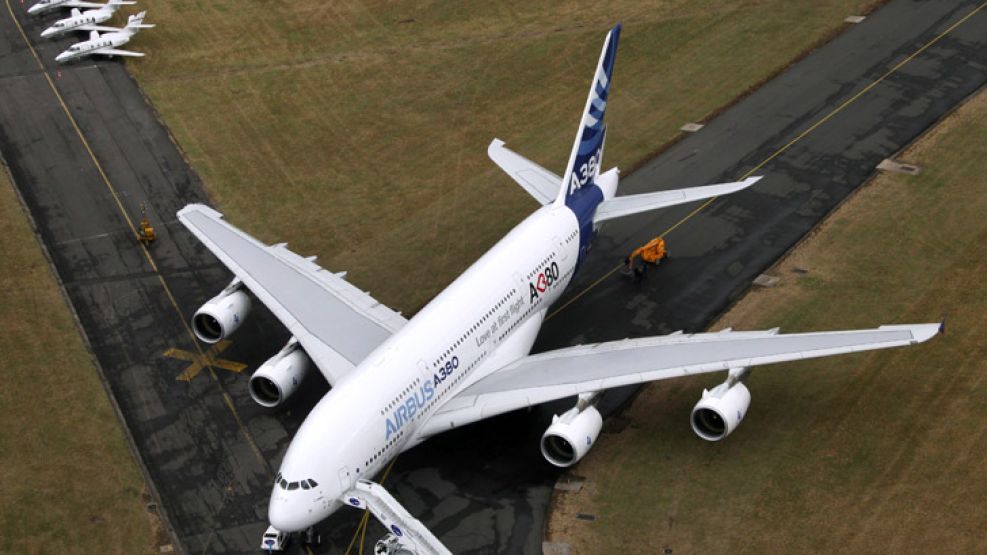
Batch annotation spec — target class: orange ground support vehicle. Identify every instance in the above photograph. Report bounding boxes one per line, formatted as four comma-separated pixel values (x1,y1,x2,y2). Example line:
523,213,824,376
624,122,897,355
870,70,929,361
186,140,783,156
622,236,667,280
628,236,667,264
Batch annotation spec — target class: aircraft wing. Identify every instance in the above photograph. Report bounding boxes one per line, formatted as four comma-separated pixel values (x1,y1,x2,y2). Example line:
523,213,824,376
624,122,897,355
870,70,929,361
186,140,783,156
81,25,123,33
94,48,145,57
177,204,407,384
419,323,940,436
593,176,762,224
488,139,562,205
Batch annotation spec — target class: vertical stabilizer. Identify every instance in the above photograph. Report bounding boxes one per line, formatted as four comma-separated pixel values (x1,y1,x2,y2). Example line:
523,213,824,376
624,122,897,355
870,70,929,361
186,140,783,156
555,24,621,207
121,10,154,36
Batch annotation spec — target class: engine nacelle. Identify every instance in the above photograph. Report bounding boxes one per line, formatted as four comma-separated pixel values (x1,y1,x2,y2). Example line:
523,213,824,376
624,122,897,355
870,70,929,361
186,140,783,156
540,405,603,467
192,287,251,344
691,382,751,441
248,345,311,408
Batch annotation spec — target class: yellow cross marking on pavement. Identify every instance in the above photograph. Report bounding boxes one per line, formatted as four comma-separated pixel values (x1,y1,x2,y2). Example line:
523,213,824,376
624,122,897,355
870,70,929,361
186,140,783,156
164,340,247,382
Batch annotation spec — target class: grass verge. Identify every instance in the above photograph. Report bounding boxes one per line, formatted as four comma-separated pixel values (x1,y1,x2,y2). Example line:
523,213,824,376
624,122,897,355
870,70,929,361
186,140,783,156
0,168,156,553
547,88,987,552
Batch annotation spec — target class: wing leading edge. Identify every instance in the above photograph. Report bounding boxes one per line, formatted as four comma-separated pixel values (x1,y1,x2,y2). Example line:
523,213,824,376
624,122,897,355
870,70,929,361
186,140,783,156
177,204,407,384
419,323,940,436
94,48,144,57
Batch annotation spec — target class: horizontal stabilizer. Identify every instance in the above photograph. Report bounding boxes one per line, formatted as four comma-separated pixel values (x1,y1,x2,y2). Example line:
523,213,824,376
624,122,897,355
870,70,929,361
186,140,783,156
487,139,561,205
593,176,761,223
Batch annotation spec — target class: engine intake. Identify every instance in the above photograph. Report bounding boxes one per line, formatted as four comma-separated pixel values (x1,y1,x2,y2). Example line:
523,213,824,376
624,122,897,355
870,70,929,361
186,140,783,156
691,382,751,441
540,405,603,467
249,345,311,408
192,287,251,343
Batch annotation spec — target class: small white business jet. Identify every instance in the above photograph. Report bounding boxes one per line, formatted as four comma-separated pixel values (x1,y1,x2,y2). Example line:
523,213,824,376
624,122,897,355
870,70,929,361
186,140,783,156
27,0,106,16
54,10,153,63
40,0,134,39
179,24,939,554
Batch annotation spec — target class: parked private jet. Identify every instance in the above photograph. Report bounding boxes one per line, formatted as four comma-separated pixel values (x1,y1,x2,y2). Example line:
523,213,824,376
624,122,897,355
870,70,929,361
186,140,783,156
40,0,134,39
179,24,940,554
28,0,106,16
54,10,153,63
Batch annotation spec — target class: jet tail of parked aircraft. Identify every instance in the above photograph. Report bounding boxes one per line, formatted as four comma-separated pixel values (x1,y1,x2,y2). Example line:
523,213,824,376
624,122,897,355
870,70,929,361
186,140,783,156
121,10,154,36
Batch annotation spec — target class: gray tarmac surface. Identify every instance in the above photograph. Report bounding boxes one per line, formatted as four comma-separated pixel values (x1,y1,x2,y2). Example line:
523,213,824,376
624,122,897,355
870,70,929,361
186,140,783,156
1,1,985,554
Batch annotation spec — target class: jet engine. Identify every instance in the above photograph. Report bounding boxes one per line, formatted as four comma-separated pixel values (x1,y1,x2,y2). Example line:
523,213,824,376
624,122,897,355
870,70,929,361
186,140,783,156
541,404,603,467
249,341,311,408
691,381,751,441
192,280,251,344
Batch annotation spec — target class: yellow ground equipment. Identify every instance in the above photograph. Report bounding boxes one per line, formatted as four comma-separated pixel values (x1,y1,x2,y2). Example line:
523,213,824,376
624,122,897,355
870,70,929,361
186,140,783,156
622,236,667,280
628,236,666,265
138,202,155,247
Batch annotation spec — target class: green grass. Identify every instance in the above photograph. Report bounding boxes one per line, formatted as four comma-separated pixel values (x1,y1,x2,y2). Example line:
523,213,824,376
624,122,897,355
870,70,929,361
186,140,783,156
548,90,987,553
130,0,880,312
0,170,155,554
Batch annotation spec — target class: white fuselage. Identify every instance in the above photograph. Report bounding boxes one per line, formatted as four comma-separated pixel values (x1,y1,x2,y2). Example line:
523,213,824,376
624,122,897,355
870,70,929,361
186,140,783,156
28,0,75,15
55,30,127,62
41,9,112,38
268,203,583,531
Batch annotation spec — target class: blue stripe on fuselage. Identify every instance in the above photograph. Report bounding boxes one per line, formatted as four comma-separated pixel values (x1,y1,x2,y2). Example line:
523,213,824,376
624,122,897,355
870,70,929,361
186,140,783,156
566,183,604,269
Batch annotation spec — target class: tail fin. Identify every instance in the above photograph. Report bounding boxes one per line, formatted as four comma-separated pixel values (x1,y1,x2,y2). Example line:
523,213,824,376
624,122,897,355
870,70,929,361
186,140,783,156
122,10,154,35
555,24,621,207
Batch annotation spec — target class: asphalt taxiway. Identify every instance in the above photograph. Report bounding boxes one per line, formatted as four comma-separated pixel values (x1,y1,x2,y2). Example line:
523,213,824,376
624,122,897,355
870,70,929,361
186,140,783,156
0,1,985,553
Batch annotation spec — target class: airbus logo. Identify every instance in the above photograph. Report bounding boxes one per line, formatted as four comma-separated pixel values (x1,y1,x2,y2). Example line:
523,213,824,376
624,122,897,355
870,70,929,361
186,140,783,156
384,381,435,441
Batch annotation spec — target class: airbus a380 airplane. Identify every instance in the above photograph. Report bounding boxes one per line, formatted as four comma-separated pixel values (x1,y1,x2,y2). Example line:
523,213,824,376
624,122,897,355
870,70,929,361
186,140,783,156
178,25,939,553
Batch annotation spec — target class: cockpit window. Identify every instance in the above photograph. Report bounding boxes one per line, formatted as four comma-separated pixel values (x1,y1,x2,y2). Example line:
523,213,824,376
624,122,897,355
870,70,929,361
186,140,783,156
277,475,318,490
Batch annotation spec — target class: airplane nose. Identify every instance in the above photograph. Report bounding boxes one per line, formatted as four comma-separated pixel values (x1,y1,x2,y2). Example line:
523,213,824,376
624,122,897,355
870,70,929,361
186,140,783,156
41,29,53,38
268,491,315,532
267,486,340,532
28,6,41,14
55,52,68,63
